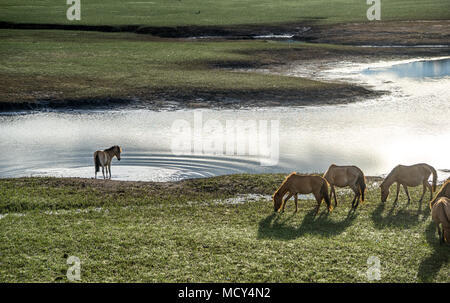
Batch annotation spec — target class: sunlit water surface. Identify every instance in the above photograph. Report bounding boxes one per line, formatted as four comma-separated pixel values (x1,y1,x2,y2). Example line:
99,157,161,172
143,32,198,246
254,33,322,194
1,57,449,181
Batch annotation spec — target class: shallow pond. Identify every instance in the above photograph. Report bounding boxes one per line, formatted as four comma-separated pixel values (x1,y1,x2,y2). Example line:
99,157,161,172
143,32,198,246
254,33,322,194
1,57,449,181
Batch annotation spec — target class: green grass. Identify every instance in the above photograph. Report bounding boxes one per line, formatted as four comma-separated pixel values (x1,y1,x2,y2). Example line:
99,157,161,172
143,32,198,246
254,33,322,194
0,0,449,26
0,175,448,282
0,29,351,104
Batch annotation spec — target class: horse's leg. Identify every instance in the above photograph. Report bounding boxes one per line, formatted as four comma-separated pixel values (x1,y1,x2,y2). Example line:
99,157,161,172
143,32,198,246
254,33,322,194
108,163,112,179
102,165,105,179
402,185,411,203
418,182,427,203
281,192,294,213
394,182,400,203
425,181,433,201
331,185,338,207
437,224,443,245
350,185,360,209
312,191,322,217
294,194,298,213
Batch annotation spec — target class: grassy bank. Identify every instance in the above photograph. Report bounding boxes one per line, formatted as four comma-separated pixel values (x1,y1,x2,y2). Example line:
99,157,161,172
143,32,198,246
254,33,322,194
1,0,449,26
0,29,376,107
0,175,448,282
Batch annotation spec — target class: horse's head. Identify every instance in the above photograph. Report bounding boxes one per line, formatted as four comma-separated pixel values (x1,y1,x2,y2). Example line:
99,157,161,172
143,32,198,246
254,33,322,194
379,182,389,202
273,191,283,212
115,146,122,161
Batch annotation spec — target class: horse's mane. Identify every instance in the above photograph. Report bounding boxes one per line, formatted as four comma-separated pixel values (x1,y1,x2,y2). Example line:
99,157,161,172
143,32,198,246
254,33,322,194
381,165,399,185
436,180,449,195
274,172,297,196
431,180,450,206
104,146,118,152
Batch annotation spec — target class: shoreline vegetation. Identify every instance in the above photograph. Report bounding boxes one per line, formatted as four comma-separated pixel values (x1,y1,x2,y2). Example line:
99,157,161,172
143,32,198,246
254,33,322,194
0,20,449,111
1,0,449,111
0,175,448,282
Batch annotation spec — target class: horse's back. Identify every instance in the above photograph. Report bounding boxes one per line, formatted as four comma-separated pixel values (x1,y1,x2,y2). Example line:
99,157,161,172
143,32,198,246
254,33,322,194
290,174,324,193
325,165,362,186
393,164,431,185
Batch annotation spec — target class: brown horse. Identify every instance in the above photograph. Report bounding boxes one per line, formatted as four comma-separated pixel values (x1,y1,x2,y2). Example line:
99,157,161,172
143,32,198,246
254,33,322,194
430,179,450,205
430,197,450,245
323,164,366,209
94,145,122,179
273,172,332,216
380,163,437,203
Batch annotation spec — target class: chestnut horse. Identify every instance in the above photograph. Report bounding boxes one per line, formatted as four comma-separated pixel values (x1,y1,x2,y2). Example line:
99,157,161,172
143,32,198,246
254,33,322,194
430,179,450,205
94,145,122,179
430,197,450,245
273,172,332,216
380,163,437,203
323,164,366,209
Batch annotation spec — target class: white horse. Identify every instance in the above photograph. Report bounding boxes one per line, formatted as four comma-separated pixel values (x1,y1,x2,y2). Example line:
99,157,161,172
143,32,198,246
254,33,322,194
94,145,122,179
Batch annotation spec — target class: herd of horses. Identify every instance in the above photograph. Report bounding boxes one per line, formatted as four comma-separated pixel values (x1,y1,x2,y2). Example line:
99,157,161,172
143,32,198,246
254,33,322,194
273,163,450,245
93,146,450,245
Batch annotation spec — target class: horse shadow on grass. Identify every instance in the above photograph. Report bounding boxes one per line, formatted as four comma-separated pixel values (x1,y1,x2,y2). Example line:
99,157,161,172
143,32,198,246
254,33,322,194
417,221,450,282
370,200,431,230
257,209,357,241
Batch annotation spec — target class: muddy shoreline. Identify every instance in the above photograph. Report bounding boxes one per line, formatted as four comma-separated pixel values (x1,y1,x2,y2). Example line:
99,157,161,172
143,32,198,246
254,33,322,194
2,20,449,45
1,175,385,196
0,85,380,112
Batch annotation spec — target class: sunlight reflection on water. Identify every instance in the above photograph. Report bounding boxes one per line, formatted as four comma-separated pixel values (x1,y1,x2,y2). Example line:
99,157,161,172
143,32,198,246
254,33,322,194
0,57,449,181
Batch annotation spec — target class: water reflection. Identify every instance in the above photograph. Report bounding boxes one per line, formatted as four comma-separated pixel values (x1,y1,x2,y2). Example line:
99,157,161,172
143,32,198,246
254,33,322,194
0,58,449,181
362,58,450,78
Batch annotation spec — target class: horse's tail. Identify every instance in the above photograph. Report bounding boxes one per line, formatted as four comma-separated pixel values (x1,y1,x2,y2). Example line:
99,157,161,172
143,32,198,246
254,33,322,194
426,164,437,192
321,179,332,212
356,173,366,203
94,151,100,173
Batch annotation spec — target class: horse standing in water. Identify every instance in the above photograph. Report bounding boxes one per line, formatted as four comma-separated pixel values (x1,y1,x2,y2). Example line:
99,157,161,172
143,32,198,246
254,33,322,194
323,164,366,210
273,172,332,216
94,145,122,179
379,163,437,203
430,197,450,245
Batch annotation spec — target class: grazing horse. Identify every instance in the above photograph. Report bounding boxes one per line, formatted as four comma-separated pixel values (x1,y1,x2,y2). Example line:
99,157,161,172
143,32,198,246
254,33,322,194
380,163,437,203
273,172,332,216
94,145,122,179
430,180,450,205
323,164,366,209
430,197,450,245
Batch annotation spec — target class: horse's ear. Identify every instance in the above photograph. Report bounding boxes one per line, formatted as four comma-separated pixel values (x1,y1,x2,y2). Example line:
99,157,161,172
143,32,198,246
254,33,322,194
119,147,123,153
